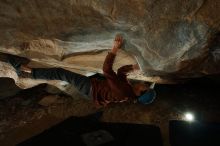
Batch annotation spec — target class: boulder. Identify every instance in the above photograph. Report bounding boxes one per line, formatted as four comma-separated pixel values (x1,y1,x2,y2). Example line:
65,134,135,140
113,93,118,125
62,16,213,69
0,0,220,84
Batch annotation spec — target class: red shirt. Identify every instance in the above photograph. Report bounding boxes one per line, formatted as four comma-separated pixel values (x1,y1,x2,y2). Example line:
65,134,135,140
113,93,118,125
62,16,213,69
91,52,136,106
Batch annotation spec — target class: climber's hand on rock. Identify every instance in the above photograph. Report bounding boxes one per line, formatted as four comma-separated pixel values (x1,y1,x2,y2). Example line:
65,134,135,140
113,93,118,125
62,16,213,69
133,63,140,70
111,34,123,54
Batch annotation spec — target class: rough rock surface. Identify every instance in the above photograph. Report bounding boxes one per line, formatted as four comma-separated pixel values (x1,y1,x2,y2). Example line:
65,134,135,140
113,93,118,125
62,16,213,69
0,0,220,85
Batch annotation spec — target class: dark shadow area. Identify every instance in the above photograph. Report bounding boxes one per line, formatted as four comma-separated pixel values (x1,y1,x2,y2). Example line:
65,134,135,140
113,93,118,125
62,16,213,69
17,115,220,146
170,120,220,146
154,75,220,122
0,78,21,99
18,115,163,146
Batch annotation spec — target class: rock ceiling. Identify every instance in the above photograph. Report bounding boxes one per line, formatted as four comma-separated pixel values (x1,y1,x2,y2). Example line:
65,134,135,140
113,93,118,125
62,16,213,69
0,0,220,89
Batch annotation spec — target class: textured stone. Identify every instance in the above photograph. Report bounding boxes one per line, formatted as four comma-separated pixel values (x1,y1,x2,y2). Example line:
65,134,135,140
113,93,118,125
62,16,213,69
0,0,220,84
38,95,59,106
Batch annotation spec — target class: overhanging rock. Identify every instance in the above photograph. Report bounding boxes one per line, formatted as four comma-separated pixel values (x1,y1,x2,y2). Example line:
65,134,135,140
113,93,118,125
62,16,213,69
0,0,220,84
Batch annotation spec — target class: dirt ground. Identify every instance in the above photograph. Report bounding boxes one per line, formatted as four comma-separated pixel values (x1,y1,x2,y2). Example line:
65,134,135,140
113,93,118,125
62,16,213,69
0,77,220,146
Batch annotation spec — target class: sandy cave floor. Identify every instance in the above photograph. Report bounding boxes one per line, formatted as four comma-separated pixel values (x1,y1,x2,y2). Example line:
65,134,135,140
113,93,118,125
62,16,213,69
0,77,220,146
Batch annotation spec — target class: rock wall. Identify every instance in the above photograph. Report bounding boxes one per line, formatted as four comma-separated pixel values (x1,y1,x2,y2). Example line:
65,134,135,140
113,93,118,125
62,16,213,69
0,0,220,84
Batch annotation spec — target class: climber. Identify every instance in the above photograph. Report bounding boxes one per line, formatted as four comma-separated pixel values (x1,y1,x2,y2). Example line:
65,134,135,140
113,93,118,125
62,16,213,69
9,35,156,107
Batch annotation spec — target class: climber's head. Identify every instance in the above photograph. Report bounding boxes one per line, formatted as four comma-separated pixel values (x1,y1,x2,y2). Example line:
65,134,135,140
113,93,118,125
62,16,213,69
132,81,149,97
132,81,156,104
137,89,156,105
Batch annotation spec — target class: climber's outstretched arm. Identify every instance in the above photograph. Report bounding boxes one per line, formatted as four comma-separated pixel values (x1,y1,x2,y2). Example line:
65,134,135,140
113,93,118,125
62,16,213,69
103,34,123,79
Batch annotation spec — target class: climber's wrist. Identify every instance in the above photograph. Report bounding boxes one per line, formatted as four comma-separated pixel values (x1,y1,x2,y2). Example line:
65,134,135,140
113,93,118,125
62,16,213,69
111,47,118,55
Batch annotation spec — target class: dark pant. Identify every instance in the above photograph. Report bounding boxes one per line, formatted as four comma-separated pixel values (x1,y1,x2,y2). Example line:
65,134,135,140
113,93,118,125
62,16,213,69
32,68,92,97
